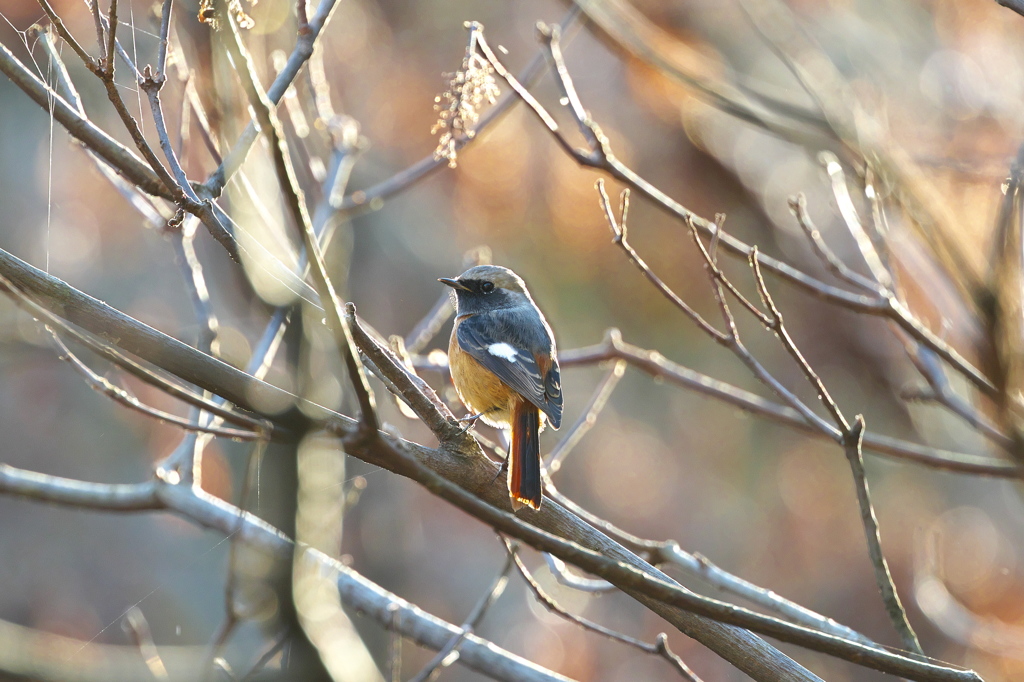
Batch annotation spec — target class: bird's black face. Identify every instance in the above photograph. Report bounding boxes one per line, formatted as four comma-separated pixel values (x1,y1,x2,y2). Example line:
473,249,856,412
439,275,520,315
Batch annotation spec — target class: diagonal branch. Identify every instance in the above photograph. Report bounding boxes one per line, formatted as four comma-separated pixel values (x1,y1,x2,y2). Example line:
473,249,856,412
218,8,378,433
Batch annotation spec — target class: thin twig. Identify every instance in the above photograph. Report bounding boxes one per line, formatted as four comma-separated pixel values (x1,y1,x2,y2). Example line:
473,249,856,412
598,127,838,445
0,269,267,435
89,0,105,65
49,330,259,440
407,551,514,682
615,181,923,653
543,553,614,593
818,157,895,290
140,56,237,257
544,359,624,474
506,538,703,681
748,248,850,433
156,0,172,78
35,0,98,71
595,179,726,342
103,0,117,78
29,24,169,227
656,634,704,682
788,193,880,294
901,336,1014,450
843,416,923,654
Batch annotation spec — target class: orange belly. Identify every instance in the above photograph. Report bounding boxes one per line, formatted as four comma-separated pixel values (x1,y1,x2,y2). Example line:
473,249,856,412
449,330,518,428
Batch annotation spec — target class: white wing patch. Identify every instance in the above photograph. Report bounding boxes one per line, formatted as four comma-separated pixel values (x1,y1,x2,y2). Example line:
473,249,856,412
487,342,519,362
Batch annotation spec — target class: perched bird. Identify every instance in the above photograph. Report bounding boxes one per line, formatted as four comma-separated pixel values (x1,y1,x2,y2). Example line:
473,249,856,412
439,265,562,510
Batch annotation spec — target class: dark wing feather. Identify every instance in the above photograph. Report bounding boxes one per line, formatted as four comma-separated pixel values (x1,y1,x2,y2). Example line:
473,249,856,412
457,312,562,427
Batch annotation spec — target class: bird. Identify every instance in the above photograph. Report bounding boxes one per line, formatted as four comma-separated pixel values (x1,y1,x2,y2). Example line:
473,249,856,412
439,265,562,510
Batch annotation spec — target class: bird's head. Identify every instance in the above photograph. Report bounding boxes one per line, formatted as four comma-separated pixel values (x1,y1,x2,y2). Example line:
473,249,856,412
439,265,532,314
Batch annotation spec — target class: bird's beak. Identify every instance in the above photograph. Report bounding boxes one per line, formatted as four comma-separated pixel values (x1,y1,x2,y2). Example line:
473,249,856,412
438,277,471,292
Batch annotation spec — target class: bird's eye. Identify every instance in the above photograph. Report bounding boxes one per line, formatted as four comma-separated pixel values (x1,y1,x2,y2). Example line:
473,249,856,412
480,281,495,293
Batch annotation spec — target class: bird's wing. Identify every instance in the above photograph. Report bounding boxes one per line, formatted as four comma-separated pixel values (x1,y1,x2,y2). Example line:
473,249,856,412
457,312,562,427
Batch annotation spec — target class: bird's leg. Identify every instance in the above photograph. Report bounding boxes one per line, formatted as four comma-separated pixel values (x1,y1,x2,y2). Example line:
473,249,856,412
491,455,509,485
491,426,511,484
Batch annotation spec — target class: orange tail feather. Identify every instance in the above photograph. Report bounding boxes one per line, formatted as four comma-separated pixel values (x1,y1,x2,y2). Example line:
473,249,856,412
510,401,542,510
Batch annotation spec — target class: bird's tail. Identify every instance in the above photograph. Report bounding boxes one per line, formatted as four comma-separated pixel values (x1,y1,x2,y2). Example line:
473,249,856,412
510,400,542,510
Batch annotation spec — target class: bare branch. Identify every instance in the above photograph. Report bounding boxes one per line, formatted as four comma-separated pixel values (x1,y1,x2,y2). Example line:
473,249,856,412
36,0,98,72
901,338,1015,451
329,359,973,681
0,268,268,436
748,247,850,433
156,0,172,78
0,256,978,678
0,247,306,426
103,0,117,78
788,193,880,294
347,306,469,444
543,552,614,593
557,331,1019,477
201,0,342,197
819,154,895,290
0,464,160,510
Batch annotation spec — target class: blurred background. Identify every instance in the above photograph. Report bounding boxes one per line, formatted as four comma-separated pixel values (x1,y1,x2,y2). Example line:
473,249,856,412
1,0,1024,680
